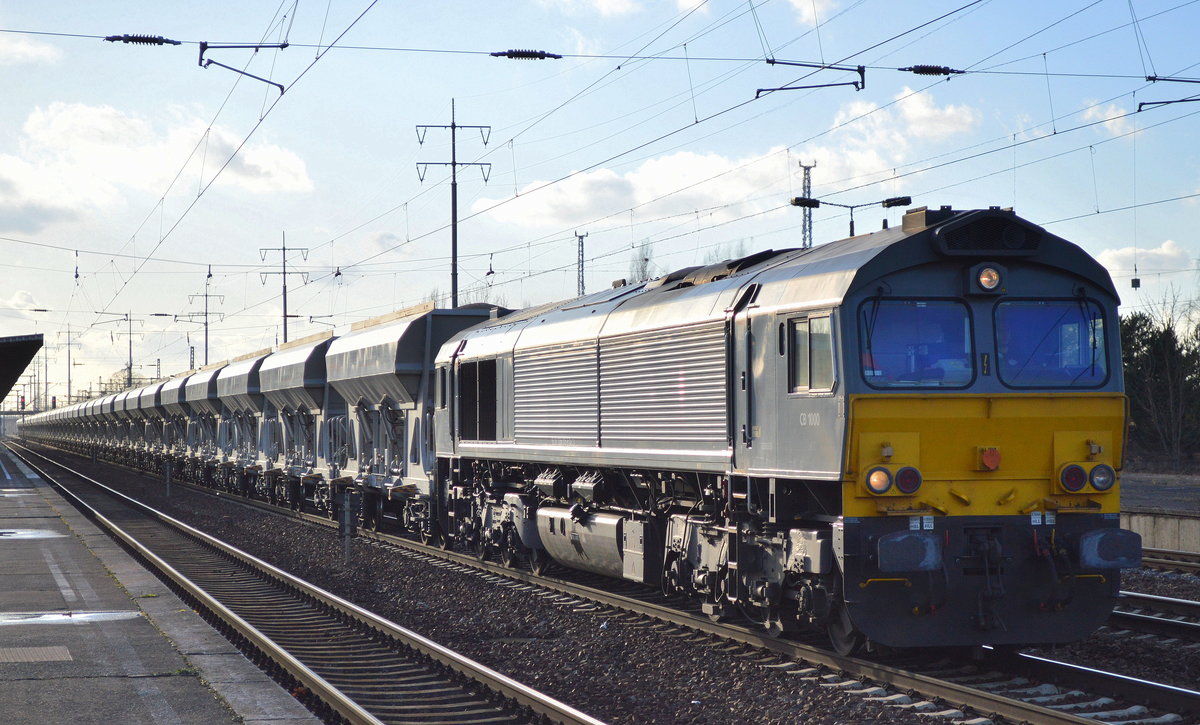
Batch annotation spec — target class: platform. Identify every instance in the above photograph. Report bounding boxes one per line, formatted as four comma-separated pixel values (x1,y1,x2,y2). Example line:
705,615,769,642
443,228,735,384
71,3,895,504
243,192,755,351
1121,471,1200,514
0,445,318,724
1121,472,1199,553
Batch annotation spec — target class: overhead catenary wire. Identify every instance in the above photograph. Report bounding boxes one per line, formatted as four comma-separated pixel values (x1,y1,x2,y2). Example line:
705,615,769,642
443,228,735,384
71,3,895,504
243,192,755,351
88,0,382,327
18,1,1200,391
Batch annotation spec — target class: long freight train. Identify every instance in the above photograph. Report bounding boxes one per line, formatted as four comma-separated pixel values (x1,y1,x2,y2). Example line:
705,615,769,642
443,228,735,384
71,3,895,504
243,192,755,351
19,205,1141,653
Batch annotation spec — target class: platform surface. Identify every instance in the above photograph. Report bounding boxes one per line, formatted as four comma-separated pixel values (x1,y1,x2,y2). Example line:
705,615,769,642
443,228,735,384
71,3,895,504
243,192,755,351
0,444,318,724
1121,471,1200,514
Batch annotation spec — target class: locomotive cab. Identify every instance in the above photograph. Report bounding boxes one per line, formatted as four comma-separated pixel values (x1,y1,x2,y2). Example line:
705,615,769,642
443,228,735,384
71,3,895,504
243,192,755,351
830,206,1139,650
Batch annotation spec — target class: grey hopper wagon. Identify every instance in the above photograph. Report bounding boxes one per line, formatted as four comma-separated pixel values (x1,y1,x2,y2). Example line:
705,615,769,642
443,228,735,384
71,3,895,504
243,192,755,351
260,335,334,415
184,365,226,417
216,352,269,415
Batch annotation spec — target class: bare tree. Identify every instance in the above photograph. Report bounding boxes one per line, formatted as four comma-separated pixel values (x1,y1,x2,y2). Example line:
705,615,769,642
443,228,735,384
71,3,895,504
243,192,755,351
459,283,508,308
629,239,654,282
1121,292,1200,467
702,238,750,265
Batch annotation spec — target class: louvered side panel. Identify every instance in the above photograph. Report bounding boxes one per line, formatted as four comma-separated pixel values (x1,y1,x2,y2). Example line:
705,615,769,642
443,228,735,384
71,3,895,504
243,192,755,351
600,321,729,446
514,343,599,445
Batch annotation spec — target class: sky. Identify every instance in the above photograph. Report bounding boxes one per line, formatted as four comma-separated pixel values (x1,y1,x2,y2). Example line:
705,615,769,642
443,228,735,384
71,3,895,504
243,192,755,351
1,0,1198,408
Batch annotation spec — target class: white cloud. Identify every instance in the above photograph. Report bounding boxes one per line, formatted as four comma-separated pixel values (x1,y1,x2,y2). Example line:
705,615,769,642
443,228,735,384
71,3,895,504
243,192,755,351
1008,112,1052,142
563,26,602,56
1097,239,1190,277
1081,101,1134,137
539,0,641,16
787,0,836,25
473,89,981,234
0,102,312,231
473,150,781,229
790,90,981,190
2,289,38,310
894,86,980,139
0,290,42,326
372,231,421,253
0,35,62,65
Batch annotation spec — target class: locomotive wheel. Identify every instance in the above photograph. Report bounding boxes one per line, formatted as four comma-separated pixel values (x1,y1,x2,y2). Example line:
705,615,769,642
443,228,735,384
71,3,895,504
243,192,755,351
827,603,866,656
528,547,551,575
499,528,523,569
763,616,785,639
706,565,729,622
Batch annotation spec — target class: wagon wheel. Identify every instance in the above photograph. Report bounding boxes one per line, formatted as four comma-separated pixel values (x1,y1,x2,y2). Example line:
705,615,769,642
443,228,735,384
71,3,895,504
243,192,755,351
474,537,493,562
362,493,383,532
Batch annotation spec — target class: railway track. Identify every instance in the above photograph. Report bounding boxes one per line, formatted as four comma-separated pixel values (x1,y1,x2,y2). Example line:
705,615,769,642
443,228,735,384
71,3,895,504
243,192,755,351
1143,547,1200,575
24,443,1200,725
6,442,603,725
1110,591,1200,642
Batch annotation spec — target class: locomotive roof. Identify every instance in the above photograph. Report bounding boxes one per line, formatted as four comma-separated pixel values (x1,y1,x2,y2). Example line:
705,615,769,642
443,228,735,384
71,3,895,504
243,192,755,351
438,206,1117,363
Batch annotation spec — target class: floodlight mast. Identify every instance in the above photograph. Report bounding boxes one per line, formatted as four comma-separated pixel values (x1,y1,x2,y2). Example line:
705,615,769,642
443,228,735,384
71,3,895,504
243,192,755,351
789,195,912,238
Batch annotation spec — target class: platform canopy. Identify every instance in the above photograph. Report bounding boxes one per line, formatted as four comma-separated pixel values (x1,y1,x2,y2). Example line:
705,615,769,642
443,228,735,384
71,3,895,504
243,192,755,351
0,334,43,402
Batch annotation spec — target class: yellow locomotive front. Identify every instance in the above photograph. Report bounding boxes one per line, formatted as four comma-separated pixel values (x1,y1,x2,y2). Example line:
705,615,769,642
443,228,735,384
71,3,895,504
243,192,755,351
831,208,1140,652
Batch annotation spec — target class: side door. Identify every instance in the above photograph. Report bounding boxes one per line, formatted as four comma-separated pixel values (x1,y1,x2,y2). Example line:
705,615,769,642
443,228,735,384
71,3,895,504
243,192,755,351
773,310,843,479
730,284,763,473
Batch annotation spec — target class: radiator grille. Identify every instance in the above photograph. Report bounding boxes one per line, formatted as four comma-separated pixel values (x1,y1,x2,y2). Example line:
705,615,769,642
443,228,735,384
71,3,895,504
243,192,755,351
514,342,599,444
599,320,728,444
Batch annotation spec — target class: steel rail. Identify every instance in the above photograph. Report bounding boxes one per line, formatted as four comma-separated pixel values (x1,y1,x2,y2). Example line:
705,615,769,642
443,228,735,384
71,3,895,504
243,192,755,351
6,443,382,725
26,450,1104,724
1118,590,1200,618
27,442,1200,723
9,442,605,725
997,651,1200,716
1141,547,1200,574
1110,591,1200,641
1108,609,1200,640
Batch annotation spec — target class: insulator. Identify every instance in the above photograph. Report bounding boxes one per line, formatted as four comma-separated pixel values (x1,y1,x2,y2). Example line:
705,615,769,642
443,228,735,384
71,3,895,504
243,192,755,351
901,64,963,76
105,34,182,46
490,49,563,60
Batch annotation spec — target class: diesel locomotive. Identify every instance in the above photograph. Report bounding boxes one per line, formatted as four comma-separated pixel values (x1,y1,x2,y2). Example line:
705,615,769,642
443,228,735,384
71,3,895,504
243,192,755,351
20,205,1141,653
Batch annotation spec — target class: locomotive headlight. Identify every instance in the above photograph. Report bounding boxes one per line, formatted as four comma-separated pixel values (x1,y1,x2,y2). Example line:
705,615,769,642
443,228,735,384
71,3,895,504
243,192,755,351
1059,464,1087,492
1089,464,1116,491
978,266,1001,290
895,466,923,494
866,467,893,494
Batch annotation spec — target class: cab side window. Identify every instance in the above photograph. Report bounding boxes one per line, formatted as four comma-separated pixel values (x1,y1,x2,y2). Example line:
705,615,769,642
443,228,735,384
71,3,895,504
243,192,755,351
785,315,834,393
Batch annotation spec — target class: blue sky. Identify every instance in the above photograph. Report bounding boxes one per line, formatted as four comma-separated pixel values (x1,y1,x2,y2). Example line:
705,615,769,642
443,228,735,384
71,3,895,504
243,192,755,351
1,0,1198,405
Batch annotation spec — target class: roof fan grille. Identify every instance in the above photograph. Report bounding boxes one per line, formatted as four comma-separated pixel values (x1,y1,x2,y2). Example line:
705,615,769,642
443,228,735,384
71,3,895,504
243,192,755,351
938,217,1040,256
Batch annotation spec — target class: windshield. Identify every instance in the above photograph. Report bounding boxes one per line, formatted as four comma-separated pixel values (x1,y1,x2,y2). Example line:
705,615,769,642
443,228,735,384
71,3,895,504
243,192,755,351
860,300,973,388
996,299,1107,387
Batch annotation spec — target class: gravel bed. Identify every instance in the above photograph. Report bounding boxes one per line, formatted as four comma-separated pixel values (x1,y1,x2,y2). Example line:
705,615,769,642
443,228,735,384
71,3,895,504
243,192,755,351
67,459,929,725
59,453,1200,721
1021,565,1200,692
1023,631,1200,693
1120,567,1200,602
